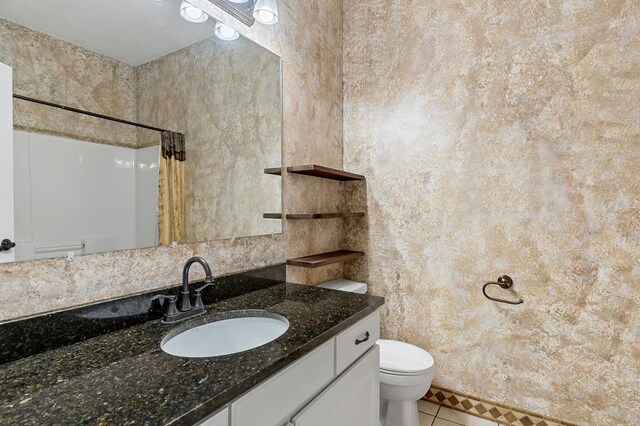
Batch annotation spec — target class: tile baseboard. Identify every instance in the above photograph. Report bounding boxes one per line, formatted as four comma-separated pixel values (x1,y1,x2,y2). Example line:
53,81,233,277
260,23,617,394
423,386,579,426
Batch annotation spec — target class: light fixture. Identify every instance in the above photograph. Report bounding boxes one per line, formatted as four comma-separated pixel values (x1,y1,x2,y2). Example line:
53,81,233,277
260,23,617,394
214,22,240,41
180,0,209,23
253,0,278,25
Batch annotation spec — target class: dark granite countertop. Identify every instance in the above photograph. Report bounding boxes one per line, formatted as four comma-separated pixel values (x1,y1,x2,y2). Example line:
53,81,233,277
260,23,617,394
0,283,384,425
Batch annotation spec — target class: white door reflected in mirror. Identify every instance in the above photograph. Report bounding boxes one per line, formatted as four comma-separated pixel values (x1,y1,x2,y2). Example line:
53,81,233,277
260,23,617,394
0,62,14,264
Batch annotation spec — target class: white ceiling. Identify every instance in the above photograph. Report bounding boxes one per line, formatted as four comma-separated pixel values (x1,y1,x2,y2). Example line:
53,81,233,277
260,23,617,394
0,0,217,66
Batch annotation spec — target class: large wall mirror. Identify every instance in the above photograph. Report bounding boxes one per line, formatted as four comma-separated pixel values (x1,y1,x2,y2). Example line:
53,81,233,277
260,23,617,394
0,0,282,263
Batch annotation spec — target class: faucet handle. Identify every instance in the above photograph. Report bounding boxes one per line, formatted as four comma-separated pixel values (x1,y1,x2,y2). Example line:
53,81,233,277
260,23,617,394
195,281,215,293
193,282,215,309
151,294,179,318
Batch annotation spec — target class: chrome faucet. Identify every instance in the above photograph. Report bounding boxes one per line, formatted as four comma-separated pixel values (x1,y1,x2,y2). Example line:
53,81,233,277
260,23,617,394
154,256,215,323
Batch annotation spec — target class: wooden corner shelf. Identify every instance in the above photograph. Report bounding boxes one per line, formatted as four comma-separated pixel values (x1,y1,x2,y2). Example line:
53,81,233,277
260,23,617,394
263,213,282,219
287,164,365,181
263,212,365,220
287,250,364,268
287,212,365,219
264,167,282,176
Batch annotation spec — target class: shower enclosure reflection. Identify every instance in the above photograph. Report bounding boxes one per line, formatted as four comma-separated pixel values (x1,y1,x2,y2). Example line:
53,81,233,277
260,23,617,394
0,0,282,263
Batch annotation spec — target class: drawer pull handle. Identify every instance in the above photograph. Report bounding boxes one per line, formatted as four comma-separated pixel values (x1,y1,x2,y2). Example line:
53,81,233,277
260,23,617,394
355,331,370,345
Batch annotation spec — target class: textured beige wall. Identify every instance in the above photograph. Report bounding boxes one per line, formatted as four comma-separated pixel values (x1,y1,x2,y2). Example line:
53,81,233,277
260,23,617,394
0,0,345,322
136,36,282,241
343,1,640,425
0,18,138,147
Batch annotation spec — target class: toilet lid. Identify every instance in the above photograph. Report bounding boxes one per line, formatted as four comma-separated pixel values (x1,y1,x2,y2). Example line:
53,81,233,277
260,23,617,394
378,339,434,375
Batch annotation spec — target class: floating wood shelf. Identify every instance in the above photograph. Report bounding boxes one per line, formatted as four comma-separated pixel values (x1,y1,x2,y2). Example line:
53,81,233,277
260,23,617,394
263,213,282,219
263,212,365,220
287,250,364,268
287,212,365,219
287,164,365,181
264,167,282,176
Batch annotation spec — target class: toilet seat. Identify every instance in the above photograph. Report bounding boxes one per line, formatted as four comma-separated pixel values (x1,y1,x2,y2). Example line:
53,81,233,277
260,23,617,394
380,369,434,387
378,339,434,376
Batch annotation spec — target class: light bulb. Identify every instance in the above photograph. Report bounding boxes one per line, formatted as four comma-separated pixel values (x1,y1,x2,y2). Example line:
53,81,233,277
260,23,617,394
185,6,203,19
180,0,209,23
219,26,236,38
214,22,239,41
257,9,274,23
253,0,278,25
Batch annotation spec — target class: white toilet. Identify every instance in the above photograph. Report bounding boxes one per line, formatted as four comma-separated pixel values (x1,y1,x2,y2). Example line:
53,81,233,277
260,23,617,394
318,280,436,426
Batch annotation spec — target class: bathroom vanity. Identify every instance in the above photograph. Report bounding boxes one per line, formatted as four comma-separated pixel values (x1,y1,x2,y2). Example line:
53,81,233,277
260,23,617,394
203,311,380,426
0,265,384,425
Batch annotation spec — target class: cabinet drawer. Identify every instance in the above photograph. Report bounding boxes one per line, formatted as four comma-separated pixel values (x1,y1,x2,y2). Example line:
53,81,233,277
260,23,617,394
335,310,380,374
231,339,335,426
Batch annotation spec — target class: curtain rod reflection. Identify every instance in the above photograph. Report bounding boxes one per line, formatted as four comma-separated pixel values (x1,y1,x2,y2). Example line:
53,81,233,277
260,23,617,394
13,94,180,134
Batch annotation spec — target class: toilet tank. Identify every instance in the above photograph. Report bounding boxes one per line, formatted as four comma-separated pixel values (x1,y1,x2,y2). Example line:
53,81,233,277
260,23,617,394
317,279,368,294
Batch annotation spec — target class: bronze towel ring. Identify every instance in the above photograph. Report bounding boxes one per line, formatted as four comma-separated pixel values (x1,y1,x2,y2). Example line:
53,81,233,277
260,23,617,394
482,275,523,305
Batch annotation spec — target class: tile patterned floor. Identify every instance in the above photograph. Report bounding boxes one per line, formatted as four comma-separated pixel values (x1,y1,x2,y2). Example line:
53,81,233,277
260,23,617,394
419,400,501,426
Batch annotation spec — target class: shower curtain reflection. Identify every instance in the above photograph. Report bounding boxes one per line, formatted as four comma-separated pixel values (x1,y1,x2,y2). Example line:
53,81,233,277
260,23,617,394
158,131,186,245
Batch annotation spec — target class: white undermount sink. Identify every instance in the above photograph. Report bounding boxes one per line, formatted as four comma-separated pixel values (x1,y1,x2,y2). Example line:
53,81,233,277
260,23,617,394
160,311,289,358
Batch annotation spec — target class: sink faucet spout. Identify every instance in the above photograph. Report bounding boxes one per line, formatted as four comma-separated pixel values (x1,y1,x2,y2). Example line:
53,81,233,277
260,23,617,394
180,256,213,311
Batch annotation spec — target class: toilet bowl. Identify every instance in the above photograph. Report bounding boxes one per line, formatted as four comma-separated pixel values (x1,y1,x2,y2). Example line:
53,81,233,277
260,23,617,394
318,280,436,426
378,339,435,426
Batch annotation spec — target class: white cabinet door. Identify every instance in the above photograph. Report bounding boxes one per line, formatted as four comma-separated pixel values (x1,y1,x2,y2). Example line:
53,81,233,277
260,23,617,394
292,345,380,426
0,62,14,263
231,340,335,426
